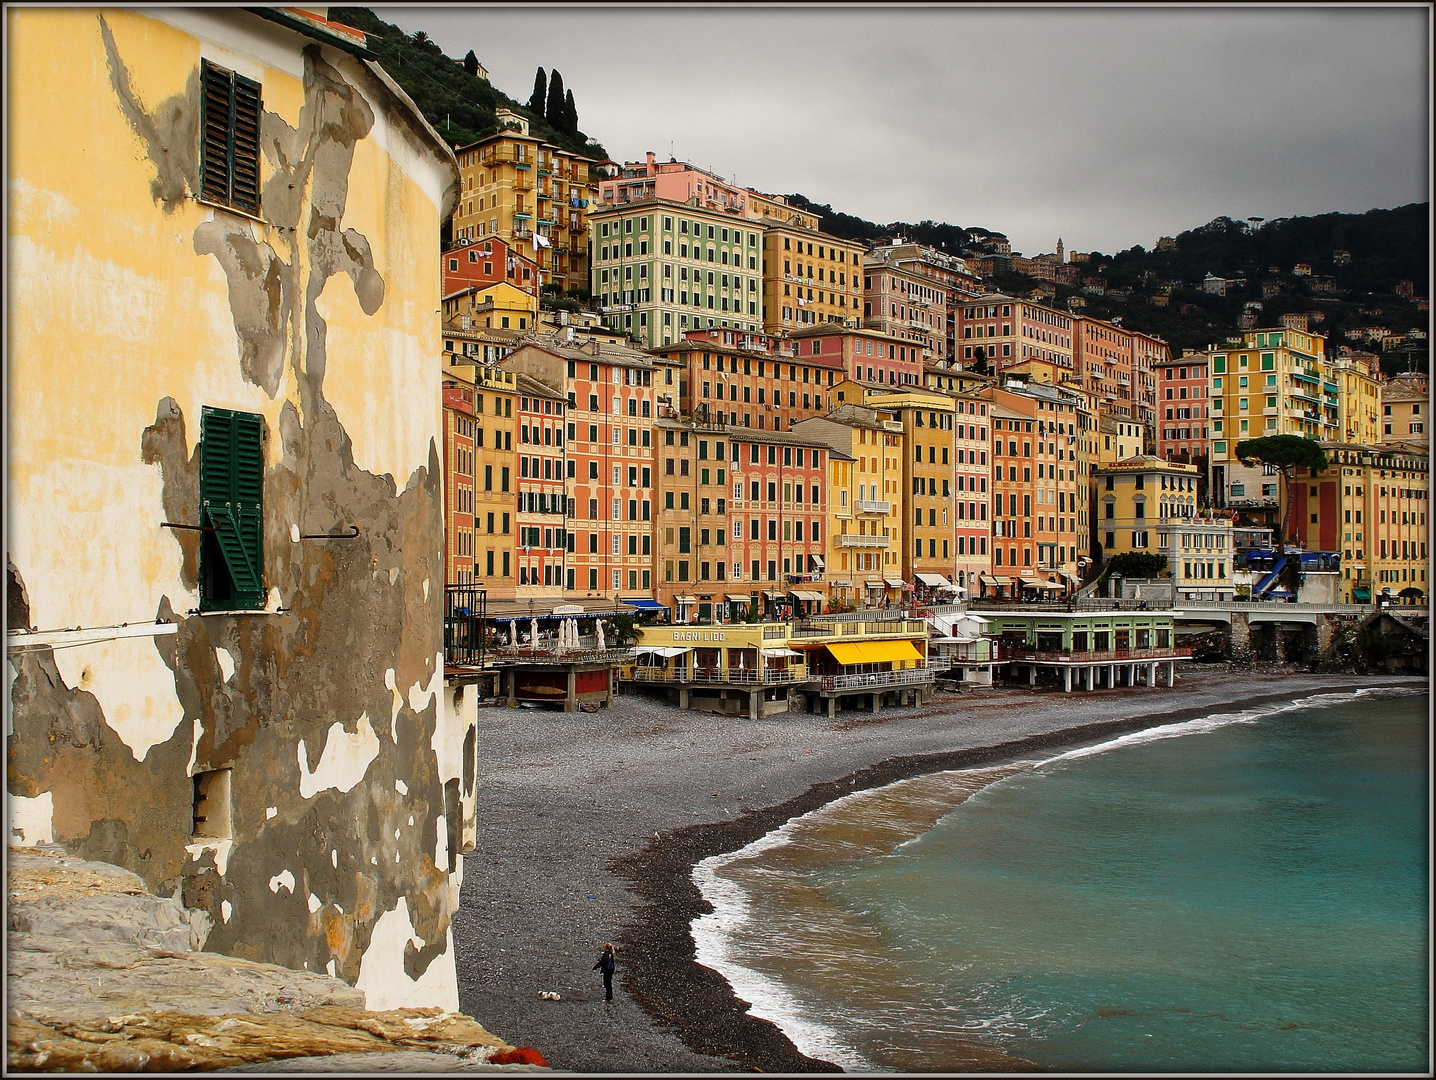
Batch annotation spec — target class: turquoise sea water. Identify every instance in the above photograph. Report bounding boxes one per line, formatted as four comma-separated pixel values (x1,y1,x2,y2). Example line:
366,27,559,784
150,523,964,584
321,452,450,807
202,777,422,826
693,689,1429,1072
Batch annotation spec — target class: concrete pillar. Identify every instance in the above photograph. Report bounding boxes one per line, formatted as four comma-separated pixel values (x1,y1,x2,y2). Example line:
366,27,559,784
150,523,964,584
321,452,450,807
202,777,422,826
827,696,836,719
1147,663,1157,687
507,669,517,706
871,693,882,714
1086,666,1094,690
678,687,690,710
1063,667,1072,693
1168,660,1176,686
1028,665,1037,686
564,668,578,713
1108,664,1116,688
750,690,762,719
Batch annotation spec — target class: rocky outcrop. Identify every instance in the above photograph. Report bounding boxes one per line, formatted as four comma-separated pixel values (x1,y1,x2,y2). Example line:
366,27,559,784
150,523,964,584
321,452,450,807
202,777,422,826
7,848,544,1072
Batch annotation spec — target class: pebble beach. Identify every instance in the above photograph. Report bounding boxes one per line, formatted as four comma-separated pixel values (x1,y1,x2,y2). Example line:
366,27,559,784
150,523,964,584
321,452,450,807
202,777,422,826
450,669,1425,1073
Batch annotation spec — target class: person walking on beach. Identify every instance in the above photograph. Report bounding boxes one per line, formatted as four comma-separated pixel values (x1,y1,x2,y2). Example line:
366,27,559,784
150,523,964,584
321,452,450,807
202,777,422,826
593,942,616,1002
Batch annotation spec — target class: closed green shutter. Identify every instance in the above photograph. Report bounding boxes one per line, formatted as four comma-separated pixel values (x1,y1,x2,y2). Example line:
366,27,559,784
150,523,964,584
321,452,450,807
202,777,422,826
200,60,262,214
200,407,264,610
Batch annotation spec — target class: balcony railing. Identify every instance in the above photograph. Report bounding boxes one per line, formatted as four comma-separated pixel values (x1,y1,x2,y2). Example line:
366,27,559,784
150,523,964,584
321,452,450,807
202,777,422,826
1010,646,1192,663
838,534,890,548
821,666,933,690
444,585,488,668
490,646,633,664
629,666,805,685
855,499,891,514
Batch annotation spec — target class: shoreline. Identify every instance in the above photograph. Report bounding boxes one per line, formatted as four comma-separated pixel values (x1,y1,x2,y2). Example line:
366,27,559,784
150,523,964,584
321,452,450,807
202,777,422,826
605,679,1424,1074
451,672,1425,1074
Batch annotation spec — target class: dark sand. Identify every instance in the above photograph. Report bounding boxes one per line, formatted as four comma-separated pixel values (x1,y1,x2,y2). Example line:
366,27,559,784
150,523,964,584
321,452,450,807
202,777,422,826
450,670,1424,1073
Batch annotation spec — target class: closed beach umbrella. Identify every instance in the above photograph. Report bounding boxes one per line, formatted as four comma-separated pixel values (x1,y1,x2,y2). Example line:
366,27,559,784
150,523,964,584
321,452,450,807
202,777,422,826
530,618,539,650
596,620,607,651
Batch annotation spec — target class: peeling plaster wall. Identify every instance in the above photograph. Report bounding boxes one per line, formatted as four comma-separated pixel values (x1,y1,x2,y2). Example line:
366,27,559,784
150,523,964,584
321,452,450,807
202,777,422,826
7,8,466,1010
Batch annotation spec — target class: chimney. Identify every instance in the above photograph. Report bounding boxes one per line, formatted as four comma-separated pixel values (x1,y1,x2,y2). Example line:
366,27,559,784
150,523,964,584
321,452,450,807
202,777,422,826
646,151,655,167
588,339,601,357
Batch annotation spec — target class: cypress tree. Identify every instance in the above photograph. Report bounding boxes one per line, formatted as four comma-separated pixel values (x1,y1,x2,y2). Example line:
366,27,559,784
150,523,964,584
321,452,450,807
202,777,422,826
563,88,578,134
464,50,479,77
528,67,547,117
545,69,565,129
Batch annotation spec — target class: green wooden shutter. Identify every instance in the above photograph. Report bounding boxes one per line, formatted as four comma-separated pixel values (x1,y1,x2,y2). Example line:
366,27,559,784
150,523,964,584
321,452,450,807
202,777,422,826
200,407,265,609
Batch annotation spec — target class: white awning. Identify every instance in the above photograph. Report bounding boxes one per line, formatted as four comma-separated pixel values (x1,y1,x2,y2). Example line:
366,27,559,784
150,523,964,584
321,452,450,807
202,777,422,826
884,577,907,588
675,594,698,603
726,593,753,603
633,646,691,658
761,647,801,658
916,573,953,588
808,554,826,569
790,590,825,601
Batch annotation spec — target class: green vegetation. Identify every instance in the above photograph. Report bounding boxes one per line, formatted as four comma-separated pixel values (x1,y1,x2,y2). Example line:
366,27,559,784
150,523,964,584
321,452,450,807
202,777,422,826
330,8,605,159
1234,435,1330,552
1104,552,1170,579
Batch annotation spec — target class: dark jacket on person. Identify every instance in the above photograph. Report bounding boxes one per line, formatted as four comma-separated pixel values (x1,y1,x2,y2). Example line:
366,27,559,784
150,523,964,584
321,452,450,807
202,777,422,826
594,951,615,975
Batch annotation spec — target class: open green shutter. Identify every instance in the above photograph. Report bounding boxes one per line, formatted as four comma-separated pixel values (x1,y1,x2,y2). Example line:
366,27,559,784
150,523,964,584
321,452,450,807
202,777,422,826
201,407,265,609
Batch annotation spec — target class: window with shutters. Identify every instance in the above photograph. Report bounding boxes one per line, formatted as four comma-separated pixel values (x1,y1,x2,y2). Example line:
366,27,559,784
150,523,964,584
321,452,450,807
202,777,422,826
199,406,265,611
200,60,262,214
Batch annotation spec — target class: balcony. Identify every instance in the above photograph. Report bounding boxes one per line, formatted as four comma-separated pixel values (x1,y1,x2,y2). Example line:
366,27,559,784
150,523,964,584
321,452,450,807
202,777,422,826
1010,646,1192,664
820,666,933,690
855,499,891,514
628,665,805,685
838,534,890,548
490,645,633,665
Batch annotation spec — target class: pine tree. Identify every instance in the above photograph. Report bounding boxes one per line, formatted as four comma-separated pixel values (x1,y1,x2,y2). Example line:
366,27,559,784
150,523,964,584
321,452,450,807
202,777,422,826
545,70,565,129
528,67,547,117
464,50,479,77
562,88,578,134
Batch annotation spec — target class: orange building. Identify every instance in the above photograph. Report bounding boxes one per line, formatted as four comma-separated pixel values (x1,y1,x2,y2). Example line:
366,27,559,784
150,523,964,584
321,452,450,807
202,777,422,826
513,374,570,598
442,364,479,586
500,337,658,599
652,327,842,431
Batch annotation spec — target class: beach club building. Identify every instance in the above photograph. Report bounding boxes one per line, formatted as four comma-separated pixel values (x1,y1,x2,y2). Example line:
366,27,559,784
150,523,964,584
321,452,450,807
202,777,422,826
978,610,1190,691
626,613,932,717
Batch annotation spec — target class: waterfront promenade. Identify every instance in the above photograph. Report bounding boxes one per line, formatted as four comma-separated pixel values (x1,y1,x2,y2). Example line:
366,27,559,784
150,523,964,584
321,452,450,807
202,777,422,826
449,668,1425,1073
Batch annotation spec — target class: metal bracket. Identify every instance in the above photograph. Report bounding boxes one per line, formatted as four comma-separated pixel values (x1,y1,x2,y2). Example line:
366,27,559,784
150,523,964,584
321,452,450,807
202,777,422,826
300,525,360,540
162,521,216,532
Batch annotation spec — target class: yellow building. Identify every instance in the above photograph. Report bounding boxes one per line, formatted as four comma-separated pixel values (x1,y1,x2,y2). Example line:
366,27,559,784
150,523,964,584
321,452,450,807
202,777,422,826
452,109,599,295
760,215,865,334
442,280,539,333
864,389,960,598
792,405,908,608
1381,374,1428,444
1095,456,1201,558
1334,351,1383,445
7,5,472,1008
445,361,518,599
1289,441,1428,603
1209,321,1335,522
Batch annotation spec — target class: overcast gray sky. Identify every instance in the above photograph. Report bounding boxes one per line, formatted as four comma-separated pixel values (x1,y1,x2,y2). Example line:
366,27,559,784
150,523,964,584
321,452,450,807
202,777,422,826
373,4,1430,257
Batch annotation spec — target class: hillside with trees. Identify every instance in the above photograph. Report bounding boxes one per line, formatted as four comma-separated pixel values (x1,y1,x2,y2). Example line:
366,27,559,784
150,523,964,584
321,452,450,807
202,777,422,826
330,7,606,159
785,193,1427,372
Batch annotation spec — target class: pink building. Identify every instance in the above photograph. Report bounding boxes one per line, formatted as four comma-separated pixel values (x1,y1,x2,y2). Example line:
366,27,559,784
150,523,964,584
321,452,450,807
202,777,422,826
1156,352,1210,462
951,392,992,596
597,152,753,215
790,324,923,391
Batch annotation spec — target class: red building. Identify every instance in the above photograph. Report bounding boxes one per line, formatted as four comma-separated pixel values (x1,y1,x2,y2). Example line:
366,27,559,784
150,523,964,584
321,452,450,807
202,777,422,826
442,366,479,585
1157,351,1211,463
441,236,540,298
727,427,830,617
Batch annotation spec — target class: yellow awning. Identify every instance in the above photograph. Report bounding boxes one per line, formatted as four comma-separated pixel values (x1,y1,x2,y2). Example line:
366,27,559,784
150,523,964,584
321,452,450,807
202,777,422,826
826,640,925,665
